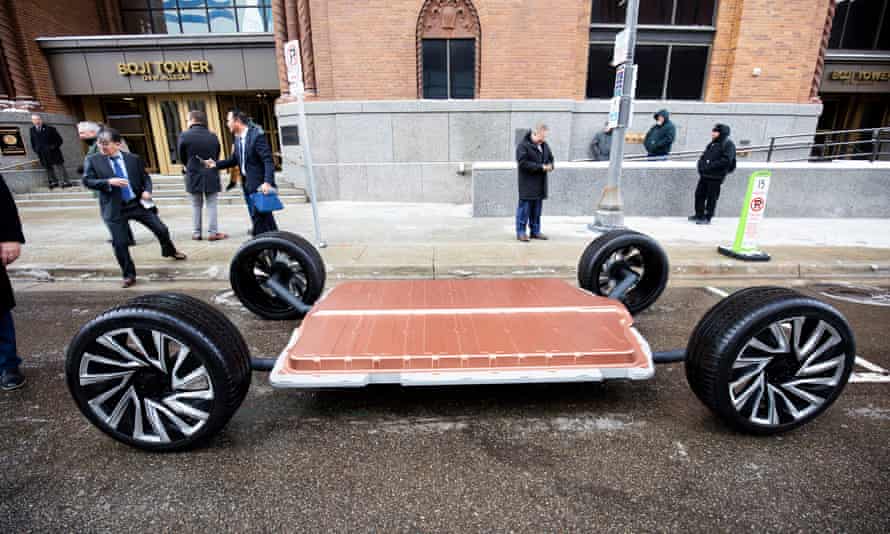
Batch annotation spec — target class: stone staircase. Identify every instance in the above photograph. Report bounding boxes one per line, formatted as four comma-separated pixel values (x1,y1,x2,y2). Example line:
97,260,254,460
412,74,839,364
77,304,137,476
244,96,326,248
13,174,307,208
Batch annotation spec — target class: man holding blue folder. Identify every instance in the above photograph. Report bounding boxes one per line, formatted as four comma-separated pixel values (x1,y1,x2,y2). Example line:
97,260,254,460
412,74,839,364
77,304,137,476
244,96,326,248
205,109,279,237
83,128,187,288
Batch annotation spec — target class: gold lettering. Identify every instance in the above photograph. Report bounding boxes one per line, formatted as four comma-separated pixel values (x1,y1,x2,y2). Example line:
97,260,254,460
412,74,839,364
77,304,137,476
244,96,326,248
190,60,201,72
118,63,128,75
162,61,175,74
126,63,140,75
174,61,190,73
200,60,211,73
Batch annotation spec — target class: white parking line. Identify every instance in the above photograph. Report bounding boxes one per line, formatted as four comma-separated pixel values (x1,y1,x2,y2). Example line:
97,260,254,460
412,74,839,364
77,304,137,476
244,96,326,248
702,287,890,384
704,286,729,298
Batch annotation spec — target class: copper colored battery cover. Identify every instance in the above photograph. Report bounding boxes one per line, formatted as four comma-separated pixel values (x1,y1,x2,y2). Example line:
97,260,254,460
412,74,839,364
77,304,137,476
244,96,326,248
272,279,652,386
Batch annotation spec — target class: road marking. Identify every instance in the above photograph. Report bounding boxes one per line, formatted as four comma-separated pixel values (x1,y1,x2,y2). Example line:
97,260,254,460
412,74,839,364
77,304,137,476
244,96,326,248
702,287,889,384
705,286,730,298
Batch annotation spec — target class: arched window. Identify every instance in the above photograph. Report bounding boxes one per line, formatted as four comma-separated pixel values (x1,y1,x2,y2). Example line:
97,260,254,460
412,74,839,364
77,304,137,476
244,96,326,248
416,0,481,99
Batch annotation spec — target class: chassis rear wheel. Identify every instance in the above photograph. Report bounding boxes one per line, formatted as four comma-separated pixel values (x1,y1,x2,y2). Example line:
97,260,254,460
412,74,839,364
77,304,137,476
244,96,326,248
65,294,251,451
230,231,326,320
577,229,669,315
685,287,855,435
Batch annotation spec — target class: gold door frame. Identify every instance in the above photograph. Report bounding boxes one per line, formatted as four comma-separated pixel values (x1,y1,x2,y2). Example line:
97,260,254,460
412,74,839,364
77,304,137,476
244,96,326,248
147,94,223,175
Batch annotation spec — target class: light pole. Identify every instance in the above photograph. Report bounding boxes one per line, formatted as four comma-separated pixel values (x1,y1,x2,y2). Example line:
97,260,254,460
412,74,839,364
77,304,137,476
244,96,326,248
590,0,640,232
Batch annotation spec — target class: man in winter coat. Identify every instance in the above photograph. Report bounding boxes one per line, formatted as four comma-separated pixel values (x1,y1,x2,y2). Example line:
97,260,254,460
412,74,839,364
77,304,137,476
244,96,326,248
0,174,26,391
690,123,737,225
79,121,135,246
29,114,73,189
178,110,227,241
515,123,554,242
589,122,613,161
643,109,676,158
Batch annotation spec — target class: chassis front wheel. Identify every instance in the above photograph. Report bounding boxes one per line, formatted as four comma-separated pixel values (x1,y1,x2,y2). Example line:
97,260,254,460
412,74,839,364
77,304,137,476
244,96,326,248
685,287,856,435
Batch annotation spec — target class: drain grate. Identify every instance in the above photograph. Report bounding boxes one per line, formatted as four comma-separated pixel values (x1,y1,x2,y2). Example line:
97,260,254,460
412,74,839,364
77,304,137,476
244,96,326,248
811,284,890,307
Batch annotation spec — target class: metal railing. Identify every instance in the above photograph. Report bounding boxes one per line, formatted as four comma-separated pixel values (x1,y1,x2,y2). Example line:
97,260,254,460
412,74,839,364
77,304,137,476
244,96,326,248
620,126,890,163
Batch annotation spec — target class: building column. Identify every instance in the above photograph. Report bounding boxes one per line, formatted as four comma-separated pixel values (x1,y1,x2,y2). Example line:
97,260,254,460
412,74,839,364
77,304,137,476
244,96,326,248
0,0,36,104
272,0,291,99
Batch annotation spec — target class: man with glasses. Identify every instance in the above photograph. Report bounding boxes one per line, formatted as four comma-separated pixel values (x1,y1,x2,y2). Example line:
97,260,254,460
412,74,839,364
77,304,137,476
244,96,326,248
83,128,186,288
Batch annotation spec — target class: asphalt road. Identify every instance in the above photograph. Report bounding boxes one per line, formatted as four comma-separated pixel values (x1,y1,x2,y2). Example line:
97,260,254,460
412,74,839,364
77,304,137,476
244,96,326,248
1,282,888,532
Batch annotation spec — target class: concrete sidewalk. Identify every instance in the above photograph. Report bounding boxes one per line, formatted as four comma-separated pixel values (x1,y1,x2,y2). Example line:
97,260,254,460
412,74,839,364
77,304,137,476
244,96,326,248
10,202,890,282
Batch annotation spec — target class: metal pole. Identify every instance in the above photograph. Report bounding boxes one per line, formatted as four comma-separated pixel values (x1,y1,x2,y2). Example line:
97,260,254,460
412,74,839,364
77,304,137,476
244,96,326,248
294,90,326,248
872,128,880,162
591,0,639,232
766,137,775,162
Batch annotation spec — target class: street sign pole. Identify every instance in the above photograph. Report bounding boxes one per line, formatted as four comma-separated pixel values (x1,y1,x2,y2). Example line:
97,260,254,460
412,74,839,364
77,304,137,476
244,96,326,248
284,40,326,248
590,0,640,232
718,170,772,261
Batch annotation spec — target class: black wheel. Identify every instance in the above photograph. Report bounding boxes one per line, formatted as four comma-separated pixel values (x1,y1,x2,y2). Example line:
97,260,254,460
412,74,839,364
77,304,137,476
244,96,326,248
577,229,669,315
685,287,856,435
230,231,326,320
65,294,251,452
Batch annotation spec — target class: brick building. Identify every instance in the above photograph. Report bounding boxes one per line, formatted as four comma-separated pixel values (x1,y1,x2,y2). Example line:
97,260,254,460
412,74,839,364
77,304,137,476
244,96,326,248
2,1,887,199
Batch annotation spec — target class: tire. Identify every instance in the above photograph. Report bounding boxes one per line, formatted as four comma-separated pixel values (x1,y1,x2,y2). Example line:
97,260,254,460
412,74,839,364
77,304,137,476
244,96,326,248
577,229,669,315
685,287,856,435
65,295,251,452
230,231,326,320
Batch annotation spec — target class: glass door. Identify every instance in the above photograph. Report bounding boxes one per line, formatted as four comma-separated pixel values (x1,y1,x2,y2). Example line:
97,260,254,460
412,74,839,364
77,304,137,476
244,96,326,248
148,95,222,174
100,96,159,172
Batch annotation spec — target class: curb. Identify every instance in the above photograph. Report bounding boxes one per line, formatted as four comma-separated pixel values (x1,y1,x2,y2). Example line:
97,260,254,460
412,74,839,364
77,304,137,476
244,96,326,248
10,261,890,283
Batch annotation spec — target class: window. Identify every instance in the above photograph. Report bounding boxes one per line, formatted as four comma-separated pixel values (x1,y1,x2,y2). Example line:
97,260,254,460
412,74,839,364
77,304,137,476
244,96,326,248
421,39,475,99
119,0,273,34
587,0,716,100
829,0,890,50
591,0,716,26
586,43,709,99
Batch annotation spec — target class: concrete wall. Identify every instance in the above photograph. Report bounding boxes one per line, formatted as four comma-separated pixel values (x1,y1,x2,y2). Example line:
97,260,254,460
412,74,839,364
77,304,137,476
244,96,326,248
472,161,890,218
277,99,822,202
0,111,81,193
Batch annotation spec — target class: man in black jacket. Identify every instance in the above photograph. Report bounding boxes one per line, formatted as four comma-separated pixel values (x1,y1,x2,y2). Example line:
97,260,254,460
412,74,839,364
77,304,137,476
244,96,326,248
690,123,737,225
29,113,73,189
515,123,554,242
178,110,227,241
83,128,187,288
206,109,278,236
0,174,26,390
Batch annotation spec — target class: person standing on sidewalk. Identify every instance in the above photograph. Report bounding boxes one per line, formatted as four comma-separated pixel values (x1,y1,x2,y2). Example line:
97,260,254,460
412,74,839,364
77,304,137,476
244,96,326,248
83,128,187,288
515,123,554,242
79,122,135,246
206,109,278,237
589,121,613,161
29,114,73,189
643,109,676,159
178,110,227,242
690,123,737,225
0,173,26,391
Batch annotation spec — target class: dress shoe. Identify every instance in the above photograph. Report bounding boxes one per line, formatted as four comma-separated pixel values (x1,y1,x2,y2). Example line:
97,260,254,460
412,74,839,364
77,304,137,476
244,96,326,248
688,215,702,222
121,277,136,288
61,182,74,188
517,234,530,242
696,218,712,225
192,233,202,241
165,251,187,260
1,367,26,391
208,232,229,241
530,233,549,240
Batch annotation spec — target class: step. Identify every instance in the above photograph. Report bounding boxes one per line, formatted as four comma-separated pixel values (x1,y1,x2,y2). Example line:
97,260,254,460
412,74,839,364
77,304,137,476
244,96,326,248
269,279,654,389
18,186,304,198
16,194,307,208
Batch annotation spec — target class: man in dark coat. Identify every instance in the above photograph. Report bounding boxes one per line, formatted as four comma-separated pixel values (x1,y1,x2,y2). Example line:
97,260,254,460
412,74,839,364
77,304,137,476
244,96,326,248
29,113,73,189
589,122,613,161
690,123,737,225
178,110,227,241
643,109,676,158
83,128,187,288
0,174,26,390
515,123,554,242
207,109,278,236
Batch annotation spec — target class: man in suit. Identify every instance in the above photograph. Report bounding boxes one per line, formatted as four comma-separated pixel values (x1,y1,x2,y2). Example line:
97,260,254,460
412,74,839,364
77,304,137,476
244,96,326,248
206,109,278,236
178,110,227,241
29,113,73,189
83,128,186,288
0,173,26,390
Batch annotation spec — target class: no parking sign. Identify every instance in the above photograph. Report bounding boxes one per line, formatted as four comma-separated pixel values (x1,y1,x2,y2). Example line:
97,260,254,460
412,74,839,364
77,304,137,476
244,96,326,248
718,170,772,261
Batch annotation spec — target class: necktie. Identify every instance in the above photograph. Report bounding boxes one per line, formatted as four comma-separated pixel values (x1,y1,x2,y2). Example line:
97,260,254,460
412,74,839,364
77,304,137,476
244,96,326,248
111,156,135,202
238,135,246,176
